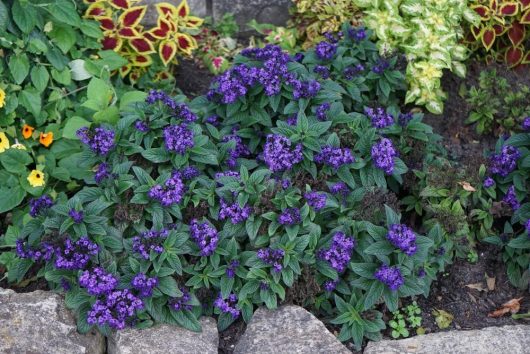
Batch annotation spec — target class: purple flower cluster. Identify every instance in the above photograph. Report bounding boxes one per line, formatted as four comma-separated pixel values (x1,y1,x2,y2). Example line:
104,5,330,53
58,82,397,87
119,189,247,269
148,171,186,207
318,232,355,273
55,237,99,270
206,115,220,126
286,115,297,126
386,224,417,256
371,138,398,174
257,248,285,273
69,209,84,224
207,64,258,104
219,199,252,224
343,64,364,80
95,163,113,184
314,65,330,79
316,103,330,121
214,293,240,319
525,219,530,236
87,289,143,330
79,267,118,296
348,27,366,42
215,171,240,183
241,45,291,96
190,219,219,256
314,145,355,168
304,191,327,211
134,120,150,132
292,79,321,100
132,229,168,260
365,107,394,128
371,58,390,74
169,288,193,311
222,134,251,168
76,127,115,156
374,264,404,291
278,207,301,225
181,166,200,180
163,124,194,154
175,103,198,122
315,41,337,60
263,134,303,172
323,279,338,292
29,195,54,217
503,185,520,211
330,182,350,196
226,260,240,278
483,177,495,188
489,145,520,177
523,117,530,130
293,52,304,62
146,89,177,107
398,112,413,126
16,240,54,261
131,273,158,298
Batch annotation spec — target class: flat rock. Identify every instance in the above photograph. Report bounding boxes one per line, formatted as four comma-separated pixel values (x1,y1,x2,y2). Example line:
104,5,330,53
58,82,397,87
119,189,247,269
108,317,218,354
234,305,350,354
142,0,208,26
0,288,105,354
212,0,291,28
364,325,530,354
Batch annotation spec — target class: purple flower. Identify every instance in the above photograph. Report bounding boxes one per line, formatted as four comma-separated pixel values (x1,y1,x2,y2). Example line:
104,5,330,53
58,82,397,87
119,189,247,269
214,293,240,319
76,127,115,156
286,115,298,126
371,138,398,174
365,107,394,128
503,185,520,211
278,207,301,225
222,134,250,168
175,103,198,122
215,171,240,183
323,32,341,43
226,260,240,278
94,163,113,184
522,117,530,131
219,199,252,224
489,145,520,177
314,65,330,79
146,90,177,108
291,79,321,100
16,240,55,262
316,103,331,121
79,267,118,296
330,182,349,196
263,134,303,172
372,58,390,74
374,264,404,291
315,41,337,60
69,209,84,224
29,195,54,217
190,219,219,256
163,124,194,154
148,171,186,207
483,177,495,188
134,120,150,132
386,224,417,256
257,248,285,273
206,115,220,126
61,278,71,291
343,64,364,80
181,166,200,180
280,178,291,189
131,273,158,298
132,229,168,260
54,237,99,270
348,27,366,41
398,112,413,127
304,192,327,211
314,145,355,169
418,268,426,278
293,52,304,63
318,231,355,273
323,279,338,292
87,289,143,330
525,219,530,236
170,288,193,311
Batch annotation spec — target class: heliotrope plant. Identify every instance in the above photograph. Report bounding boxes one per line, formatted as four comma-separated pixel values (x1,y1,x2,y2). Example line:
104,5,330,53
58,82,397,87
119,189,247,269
2,24,448,350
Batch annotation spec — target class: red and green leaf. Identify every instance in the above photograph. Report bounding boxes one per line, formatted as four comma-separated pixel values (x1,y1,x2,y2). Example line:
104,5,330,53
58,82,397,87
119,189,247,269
521,9,530,23
119,6,146,28
109,0,130,10
118,27,140,38
522,51,530,63
520,0,530,10
505,46,524,67
472,5,491,19
490,0,498,11
471,26,483,39
498,2,519,16
119,65,132,78
176,33,196,55
481,27,497,50
159,40,177,65
149,18,171,39
493,23,507,35
101,35,122,51
155,3,177,19
97,17,115,31
131,54,153,67
508,22,525,46
176,0,190,17
182,16,204,28
129,37,155,54
85,3,110,18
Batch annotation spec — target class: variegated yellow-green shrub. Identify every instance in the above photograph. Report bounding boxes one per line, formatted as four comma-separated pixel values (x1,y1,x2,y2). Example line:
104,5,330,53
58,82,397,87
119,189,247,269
84,0,203,83
354,0,480,114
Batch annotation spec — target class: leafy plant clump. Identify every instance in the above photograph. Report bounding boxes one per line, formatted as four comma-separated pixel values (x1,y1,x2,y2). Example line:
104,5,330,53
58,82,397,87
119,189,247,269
466,0,530,67
354,0,480,114
1,24,450,349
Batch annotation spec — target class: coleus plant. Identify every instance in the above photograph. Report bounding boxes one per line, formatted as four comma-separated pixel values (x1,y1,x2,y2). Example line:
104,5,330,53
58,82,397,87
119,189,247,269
3,25,449,350
467,0,530,67
84,0,203,83
354,0,480,114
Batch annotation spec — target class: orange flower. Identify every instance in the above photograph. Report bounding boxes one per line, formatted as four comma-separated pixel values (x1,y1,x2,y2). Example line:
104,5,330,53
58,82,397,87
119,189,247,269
39,132,54,147
22,124,35,139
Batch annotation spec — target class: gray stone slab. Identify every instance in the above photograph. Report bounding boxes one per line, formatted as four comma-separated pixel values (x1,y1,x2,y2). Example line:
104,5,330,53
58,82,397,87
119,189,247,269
212,0,291,28
234,305,351,354
142,0,208,26
364,325,530,354
0,288,105,354
107,317,218,354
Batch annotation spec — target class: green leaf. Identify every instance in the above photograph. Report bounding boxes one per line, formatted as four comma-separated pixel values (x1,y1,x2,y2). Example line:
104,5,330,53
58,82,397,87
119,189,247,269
80,21,102,38
171,310,202,332
93,106,119,125
9,54,30,84
69,59,92,81
12,0,35,33
0,185,25,213
19,88,42,118
0,1,8,33
50,1,81,27
120,91,147,111
157,276,182,297
49,24,76,54
384,205,400,226
63,117,91,139
31,66,50,93
0,148,32,173
364,241,394,256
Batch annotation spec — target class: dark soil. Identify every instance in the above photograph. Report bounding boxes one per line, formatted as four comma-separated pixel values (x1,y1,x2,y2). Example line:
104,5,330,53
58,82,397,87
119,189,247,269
174,58,215,97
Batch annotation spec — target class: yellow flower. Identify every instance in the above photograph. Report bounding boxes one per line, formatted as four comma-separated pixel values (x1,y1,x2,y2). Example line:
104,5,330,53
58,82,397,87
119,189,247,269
27,170,45,187
0,132,10,153
11,143,27,150
39,132,54,147
0,88,5,108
